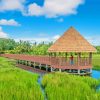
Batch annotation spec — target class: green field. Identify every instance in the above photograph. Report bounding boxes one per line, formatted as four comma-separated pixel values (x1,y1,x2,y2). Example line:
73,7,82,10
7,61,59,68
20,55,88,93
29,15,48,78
93,54,100,70
0,57,44,100
0,57,100,100
42,73,100,100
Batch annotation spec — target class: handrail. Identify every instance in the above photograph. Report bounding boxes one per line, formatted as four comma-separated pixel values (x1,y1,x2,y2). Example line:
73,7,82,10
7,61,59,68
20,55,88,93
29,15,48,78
1,54,91,67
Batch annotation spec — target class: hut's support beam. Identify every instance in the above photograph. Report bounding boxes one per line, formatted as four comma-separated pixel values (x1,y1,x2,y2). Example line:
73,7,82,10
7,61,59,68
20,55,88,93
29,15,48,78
78,69,80,74
77,53,81,66
59,69,62,72
89,52,92,65
34,62,36,68
39,64,42,69
69,69,72,73
51,67,53,72
90,68,92,73
46,64,48,71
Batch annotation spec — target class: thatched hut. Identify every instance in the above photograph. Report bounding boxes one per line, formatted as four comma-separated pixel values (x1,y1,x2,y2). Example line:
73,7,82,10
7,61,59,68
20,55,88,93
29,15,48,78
48,27,96,74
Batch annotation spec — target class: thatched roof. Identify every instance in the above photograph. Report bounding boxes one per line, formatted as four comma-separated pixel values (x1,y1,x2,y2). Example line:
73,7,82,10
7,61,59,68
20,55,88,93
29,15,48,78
48,27,96,53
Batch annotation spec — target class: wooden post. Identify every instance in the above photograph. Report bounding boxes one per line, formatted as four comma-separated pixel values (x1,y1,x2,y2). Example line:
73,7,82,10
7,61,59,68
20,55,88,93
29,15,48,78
78,69,80,74
59,69,62,72
69,69,71,73
89,52,92,65
46,64,48,71
34,62,36,68
90,68,92,73
65,53,67,65
77,53,81,66
51,67,53,72
39,64,41,69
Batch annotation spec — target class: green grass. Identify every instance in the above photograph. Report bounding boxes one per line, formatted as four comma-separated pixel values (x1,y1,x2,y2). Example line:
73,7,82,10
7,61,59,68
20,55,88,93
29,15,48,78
93,54,100,70
1,56,100,100
42,72,100,100
0,57,44,100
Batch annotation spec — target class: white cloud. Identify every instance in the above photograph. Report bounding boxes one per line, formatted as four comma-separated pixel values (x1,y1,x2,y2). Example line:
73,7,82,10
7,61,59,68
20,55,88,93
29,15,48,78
0,0,25,12
53,35,60,40
86,36,100,46
0,26,8,38
0,0,84,18
0,19,20,26
28,3,43,16
27,0,84,18
14,34,61,43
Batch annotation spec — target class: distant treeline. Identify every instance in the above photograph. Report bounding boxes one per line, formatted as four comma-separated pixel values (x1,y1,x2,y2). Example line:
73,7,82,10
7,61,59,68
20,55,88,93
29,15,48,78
0,38,100,55
0,38,52,55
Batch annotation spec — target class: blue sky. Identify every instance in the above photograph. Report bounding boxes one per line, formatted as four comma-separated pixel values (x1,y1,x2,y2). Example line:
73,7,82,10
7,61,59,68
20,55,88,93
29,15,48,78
0,0,100,45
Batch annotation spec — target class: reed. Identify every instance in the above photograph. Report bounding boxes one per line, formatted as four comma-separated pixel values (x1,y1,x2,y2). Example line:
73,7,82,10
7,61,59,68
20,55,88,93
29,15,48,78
0,57,44,100
42,72,100,100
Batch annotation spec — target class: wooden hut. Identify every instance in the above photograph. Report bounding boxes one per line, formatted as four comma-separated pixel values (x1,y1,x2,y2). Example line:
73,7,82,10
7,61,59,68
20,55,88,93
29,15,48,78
48,27,96,75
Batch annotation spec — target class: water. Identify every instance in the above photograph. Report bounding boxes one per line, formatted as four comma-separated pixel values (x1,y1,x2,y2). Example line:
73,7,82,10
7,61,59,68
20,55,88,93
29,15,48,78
38,75,47,100
92,70,100,91
28,70,47,100
92,70,100,79
29,69,100,97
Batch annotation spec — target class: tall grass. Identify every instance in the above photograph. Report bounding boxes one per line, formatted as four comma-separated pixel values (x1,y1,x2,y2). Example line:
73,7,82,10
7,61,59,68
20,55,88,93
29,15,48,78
42,72,100,100
93,54,100,70
0,57,44,100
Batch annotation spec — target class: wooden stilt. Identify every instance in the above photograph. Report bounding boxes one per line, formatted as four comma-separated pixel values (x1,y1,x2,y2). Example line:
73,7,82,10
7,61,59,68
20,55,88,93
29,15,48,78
51,67,53,72
78,69,80,74
39,64,41,69
46,64,48,71
59,69,62,72
34,62,36,68
69,69,71,73
90,69,92,73
89,52,92,65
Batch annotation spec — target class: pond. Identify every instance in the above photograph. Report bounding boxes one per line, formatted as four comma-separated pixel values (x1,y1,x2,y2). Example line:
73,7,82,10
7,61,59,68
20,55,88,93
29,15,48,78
92,70,100,91
92,70,100,79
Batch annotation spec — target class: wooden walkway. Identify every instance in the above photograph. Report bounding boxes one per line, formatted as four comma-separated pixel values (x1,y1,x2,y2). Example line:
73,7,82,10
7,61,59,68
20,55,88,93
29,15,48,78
1,54,92,74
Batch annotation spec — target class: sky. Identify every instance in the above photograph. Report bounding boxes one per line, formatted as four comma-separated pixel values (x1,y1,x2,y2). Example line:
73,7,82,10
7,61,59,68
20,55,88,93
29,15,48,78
0,0,100,45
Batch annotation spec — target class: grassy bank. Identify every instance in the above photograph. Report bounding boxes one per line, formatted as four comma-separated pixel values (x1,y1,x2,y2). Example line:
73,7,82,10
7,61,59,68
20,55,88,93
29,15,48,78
93,54,100,70
0,57,44,100
42,73,100,100
1,56,100,100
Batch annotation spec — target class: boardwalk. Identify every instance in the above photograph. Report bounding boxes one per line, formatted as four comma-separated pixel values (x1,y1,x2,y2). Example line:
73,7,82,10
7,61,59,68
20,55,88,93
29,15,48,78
1,54,92,74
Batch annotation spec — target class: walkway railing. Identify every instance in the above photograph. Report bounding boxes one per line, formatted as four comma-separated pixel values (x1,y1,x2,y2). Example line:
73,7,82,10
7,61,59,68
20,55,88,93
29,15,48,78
1,54,92,70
